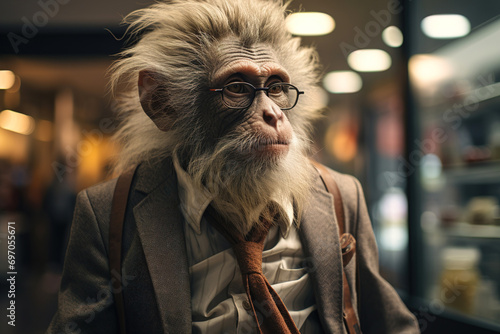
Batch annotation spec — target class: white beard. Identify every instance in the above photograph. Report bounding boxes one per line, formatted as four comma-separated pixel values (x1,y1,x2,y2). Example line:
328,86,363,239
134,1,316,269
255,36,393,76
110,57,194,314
185,131,316,236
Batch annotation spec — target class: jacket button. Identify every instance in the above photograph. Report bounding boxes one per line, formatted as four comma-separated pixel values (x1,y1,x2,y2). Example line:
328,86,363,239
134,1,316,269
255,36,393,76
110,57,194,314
242,300,252,311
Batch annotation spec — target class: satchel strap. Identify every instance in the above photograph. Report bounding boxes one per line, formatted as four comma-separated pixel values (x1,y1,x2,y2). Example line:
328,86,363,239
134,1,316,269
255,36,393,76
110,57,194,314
312,160,346,235
109,165,137,334
311,160,362,334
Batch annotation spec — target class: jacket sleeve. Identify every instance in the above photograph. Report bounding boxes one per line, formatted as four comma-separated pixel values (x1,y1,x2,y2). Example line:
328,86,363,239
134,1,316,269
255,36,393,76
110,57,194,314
46,188,118,334
350,176,420,334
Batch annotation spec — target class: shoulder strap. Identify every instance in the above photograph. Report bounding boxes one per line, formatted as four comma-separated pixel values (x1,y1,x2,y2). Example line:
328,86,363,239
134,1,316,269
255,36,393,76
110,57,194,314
109,165,137,334
311,160,362,334
311,160,346,235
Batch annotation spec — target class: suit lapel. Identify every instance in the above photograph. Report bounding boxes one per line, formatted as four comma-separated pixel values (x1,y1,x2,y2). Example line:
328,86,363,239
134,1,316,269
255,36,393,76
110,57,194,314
133,159,192,334
299,174,344,334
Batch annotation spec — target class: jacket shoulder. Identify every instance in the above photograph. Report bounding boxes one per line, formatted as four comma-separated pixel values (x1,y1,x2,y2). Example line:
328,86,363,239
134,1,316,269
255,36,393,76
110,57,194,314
84,177,118,199
77,178,118,227
321,165,363,204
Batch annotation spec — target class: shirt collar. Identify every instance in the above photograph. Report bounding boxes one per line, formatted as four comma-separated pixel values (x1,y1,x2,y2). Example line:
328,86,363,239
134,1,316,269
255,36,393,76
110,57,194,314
173,157,294,238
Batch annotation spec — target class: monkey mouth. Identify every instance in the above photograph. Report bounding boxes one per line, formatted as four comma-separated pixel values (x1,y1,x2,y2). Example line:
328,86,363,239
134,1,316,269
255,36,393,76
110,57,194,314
252,138,291,156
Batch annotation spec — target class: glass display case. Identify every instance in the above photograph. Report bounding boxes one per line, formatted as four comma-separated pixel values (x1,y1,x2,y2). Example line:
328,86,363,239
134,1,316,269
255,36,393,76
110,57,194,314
406,1,500,331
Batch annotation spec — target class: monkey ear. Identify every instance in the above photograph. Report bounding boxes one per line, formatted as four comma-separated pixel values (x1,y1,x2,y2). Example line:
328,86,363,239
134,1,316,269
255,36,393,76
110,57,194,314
138,70,174,132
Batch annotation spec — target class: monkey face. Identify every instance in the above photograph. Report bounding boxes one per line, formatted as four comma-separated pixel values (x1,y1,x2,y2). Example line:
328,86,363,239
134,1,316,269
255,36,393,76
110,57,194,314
205,40,297,163
138,38,307,170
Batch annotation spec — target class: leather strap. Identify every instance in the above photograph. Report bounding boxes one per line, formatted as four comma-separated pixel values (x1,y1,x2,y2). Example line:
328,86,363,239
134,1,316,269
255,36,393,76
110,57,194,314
311,160,362,334
313,161,346,234
109,165,137,334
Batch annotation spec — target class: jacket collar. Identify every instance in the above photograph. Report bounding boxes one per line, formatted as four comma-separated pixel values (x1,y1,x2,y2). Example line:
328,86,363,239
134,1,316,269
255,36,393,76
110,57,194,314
133,157,175,194
299,171,345,333
132,157,192,333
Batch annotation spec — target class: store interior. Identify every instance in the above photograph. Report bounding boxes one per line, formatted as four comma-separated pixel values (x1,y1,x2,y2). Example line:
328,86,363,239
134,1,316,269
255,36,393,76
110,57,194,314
0,0,499,333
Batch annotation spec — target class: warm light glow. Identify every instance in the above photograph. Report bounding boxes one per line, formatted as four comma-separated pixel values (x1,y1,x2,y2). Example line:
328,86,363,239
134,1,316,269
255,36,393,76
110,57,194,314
0,128,30,163
408,54,453,88
421,14,470,39
347,49,392,72
54,89,76,155
382,26,403,47
0,70,16,90
323,71,362,94
0,110,35,135
325,122,358,162
286,12,335,36
35,120,54,142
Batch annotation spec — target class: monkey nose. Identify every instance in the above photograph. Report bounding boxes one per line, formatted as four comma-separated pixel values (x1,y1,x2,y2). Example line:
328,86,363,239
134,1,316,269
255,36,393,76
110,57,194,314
263,108,282,128
256,94,283,127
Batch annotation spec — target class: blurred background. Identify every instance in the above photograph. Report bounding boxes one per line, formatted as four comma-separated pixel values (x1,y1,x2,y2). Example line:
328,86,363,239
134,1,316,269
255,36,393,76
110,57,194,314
0,0,499,333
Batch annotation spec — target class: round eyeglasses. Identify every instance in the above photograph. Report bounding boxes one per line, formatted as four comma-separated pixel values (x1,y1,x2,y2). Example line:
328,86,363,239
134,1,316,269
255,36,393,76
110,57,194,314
209,82,304,110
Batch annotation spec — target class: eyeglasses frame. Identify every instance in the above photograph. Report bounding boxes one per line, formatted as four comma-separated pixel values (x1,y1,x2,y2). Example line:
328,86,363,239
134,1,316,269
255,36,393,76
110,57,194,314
209,82,304,110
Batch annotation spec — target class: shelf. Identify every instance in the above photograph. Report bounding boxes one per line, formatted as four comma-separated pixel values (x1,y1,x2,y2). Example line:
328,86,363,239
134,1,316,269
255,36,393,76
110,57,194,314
424,223,500,239
422,83,500,118
443,161,500,184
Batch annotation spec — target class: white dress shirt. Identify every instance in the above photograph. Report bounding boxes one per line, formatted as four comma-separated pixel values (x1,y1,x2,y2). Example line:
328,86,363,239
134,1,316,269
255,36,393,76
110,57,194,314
173,159,322,333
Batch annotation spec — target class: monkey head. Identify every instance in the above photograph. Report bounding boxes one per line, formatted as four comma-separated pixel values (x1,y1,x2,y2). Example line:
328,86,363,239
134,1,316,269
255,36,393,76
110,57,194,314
111,0,325,233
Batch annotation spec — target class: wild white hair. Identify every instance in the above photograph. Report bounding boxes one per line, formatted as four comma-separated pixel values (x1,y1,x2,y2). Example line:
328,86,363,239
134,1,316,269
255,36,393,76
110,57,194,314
110,0,324,234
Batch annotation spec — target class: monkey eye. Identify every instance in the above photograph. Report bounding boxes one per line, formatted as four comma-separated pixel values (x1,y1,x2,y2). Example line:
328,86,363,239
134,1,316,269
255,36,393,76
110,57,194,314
268,83,284,95
225,83,252,95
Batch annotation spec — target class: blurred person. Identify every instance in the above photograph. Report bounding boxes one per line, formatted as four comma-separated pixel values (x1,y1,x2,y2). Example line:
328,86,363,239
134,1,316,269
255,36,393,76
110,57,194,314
43,163,76,271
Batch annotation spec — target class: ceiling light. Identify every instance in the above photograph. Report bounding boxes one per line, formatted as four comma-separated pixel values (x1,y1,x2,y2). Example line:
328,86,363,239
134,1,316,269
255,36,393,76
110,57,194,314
323,71,362,94
382,26,403,47
347,49,392,72
286,12,335,36
0,70,16,90
0,110,35,135
421,14,470,39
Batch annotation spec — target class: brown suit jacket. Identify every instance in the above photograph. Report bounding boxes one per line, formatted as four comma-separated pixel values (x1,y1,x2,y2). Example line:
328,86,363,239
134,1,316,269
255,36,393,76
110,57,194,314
47,157,419,333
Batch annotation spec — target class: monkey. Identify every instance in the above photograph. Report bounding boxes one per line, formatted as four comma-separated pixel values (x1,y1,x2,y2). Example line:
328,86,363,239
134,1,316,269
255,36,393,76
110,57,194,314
109,0,324,236
47,1,420,333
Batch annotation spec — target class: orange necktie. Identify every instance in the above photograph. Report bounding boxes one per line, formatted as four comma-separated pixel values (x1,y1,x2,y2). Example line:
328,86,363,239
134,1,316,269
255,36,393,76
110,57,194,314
205,205,300,334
